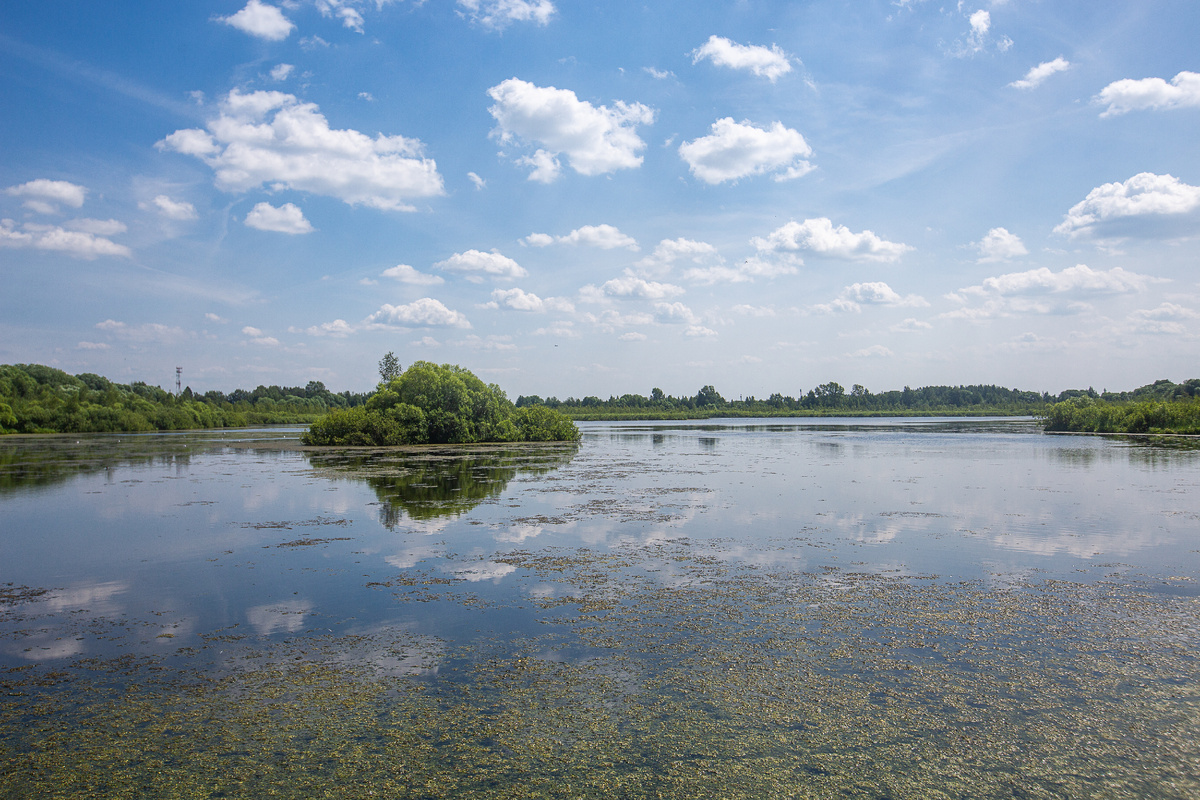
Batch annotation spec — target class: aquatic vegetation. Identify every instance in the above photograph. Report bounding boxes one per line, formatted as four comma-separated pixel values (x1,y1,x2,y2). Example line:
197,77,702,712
3,553,1199,798
1044,396,1200,434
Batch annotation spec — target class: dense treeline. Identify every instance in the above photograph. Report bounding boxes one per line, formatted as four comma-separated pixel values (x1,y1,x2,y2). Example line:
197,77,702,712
0,363,369,434
518,382,1053,419
1044,378,1200,434
302,361,578,445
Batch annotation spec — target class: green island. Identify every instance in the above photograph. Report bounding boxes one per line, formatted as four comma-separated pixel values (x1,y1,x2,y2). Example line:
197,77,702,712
2,359,1198,436
301,360,579,445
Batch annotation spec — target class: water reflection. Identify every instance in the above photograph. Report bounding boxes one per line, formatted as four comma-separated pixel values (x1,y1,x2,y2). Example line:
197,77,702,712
306,443,578,526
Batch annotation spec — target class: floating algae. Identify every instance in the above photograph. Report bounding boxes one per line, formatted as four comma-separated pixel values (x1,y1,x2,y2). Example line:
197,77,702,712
3,547,1200,799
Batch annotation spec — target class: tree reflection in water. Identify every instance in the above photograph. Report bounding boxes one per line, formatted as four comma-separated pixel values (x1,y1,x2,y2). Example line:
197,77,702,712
306,442,578,527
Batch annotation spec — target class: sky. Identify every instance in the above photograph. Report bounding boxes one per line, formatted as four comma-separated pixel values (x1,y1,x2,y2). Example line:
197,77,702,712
1,0,1198,398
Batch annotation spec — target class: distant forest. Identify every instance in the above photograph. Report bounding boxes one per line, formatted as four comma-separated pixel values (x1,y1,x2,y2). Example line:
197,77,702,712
0,363,369,434
2,362,1198,434
517,379,1200,420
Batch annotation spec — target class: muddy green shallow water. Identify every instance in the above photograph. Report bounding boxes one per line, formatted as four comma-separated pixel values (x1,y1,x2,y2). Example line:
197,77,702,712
1,419,1198,798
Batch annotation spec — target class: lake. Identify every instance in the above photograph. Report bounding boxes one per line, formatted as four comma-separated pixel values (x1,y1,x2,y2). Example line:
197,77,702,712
2,419,1199,798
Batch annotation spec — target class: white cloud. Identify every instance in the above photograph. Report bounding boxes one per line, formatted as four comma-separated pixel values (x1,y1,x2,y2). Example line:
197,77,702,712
619,331,647,341
848,345,893,358
643,67,674,80
205,313,228,323
457,334,516,351
679,118,813,184
637,238,720,271
691,35,793,82
1,219,130,259
457,0,555,30
1128,303,1200,335
147,195,198,220
365,297,472,328
77,341,111,350
1096,71,1200,117
945,264,1157,320
434,249,527,282
1008,57,1070,90
5,179,87,212
244,202,313,234
522,232,554,247
242,325,281,346
524,223,638,250
467,171,486,190
974,227,1028,262
381,263,444,285
1054,173,1200,239
483,287,574,313
817,282,928,313
732,304,776,317
67,218,127,236
158,89,444,211
890,318,933,332
218,0,295,41
584,272,685,301
753,217,911,262
487,78,655,182
960,264,1154,297
270,63,295,81
301,319,355,337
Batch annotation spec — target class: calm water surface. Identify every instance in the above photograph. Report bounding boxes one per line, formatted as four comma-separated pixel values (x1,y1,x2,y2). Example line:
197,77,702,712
2,419,1198,797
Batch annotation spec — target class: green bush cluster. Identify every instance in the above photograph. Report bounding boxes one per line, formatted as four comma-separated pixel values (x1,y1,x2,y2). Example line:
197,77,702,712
301,361,579,446
1043,395,1200,434
0,364,335,435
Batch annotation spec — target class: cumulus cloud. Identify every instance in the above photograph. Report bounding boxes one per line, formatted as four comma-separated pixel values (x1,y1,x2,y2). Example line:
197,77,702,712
945,264,1156,320
365,297,471,328
158,89,444,211
891,318,933,332
753,217,911,262
1127,303,1200,335
974,227,1028,262
434,249,527,282
957,264,1154,298
5,179,87,213
487,78,655,182
270,63,294,81
582,272,685,302
146,195,198,220
244,201,313,234
242,325,281,346
1008,57,1070,90
297,319,355,337
483,287,575,313
1054,173,1200,239
458,0,555,30
1,219,131,259
381,263,444,285
679,118,813,184
467,171,486,190
652,302,716,337
524,223,638,250
218,0,295,41
691,35,793,82
816,282,928,313
1096,71,1200,117
636,238,720,273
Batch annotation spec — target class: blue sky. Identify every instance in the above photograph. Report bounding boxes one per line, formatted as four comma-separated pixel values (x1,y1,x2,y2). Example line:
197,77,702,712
2,1,1198,397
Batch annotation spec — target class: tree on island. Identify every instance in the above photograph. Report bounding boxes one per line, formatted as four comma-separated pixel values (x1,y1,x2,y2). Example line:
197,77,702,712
301,360,580,446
